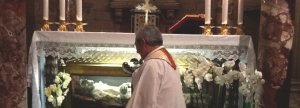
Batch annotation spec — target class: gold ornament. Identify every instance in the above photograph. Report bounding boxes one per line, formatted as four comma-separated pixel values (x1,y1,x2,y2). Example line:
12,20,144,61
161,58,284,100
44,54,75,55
75,21,85,32
235,25,245,35
203,25,213,35
219,25,230,35
41,20,51,31
58,21,68,31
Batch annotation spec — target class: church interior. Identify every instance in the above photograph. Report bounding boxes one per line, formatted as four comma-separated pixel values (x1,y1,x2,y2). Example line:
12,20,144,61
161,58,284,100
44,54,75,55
0,0,300,108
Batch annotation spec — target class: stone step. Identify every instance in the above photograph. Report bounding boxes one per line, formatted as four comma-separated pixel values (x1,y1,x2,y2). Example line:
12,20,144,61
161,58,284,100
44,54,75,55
290,79,300,93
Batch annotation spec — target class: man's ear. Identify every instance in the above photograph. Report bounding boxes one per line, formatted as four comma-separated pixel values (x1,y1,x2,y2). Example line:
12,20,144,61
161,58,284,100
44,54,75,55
140,38,147,47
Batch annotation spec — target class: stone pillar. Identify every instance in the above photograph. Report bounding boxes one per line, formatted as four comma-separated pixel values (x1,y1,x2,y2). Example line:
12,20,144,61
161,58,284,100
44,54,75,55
0,0,27,108
291,0,300,79
257,0,295,108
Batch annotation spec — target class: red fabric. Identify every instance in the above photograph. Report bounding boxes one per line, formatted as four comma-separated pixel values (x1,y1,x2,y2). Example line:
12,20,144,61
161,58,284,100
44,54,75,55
169,17,205,32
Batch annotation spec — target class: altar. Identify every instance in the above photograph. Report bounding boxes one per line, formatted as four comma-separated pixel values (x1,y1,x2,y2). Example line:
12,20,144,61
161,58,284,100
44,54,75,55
28,31,256,108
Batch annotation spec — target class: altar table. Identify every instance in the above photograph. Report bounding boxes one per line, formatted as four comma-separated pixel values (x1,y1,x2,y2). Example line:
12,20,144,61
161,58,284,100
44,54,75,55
28,31,256,108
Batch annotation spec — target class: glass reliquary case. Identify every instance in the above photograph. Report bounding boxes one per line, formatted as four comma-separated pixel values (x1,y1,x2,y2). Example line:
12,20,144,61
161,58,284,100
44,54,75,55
33,32,256,108
50,47,247,108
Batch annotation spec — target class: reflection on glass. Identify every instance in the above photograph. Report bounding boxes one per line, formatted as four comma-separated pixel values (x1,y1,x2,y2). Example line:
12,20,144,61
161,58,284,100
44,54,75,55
73,76,131,107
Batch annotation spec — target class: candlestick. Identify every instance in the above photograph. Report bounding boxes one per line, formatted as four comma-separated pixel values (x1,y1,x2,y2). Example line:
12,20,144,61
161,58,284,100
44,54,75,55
203,24,213,35
237,0,244,25
41,20,51,31
43,0,49,20
75,21,85,32
59,0,65,21
219,24,230,35
222,0,228,24
76,0,82,21
58,20,68,31
205,0,211,24
235,25,245,35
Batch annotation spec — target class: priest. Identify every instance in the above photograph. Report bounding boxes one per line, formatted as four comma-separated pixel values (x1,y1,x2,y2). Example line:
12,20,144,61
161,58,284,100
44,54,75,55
126,25,186,108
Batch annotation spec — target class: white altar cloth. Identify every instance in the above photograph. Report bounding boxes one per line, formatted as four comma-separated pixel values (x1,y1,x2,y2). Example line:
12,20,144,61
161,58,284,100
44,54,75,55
28,31,256,108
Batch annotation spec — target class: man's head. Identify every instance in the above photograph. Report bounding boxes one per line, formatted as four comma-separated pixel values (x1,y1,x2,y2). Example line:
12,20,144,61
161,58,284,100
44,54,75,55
135,25,163,59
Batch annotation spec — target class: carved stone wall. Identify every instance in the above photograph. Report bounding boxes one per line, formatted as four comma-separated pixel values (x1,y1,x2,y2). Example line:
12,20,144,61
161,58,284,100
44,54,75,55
0,0,27,108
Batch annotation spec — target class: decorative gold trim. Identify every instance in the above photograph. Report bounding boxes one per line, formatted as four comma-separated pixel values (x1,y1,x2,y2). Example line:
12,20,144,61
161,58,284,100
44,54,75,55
75,21,85,32
203,24,213,35
181,14,206,20
64,64,131,77
219,24,230,35
58,20,68,31
235,25,245,35
41,20,51,31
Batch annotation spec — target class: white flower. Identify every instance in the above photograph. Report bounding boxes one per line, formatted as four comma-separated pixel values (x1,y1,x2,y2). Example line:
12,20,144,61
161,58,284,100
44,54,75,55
54,76,62,84
63,88,69,96
48,95,56,106
58,72,64,78
215,76,224,86
179,67,187,76
50,84,57,92
213,67,224,77
238,85,251,97
195,77,203,90
188,63,198,70
64,73,71,79
249,74,258,84
184,73,194,89
204,73,213,82
261,79,265,84
56,86,63,96
44,87,52,97
62,81,70,89
57,95,65,106
239,62,247,72
238,73,246,84
255,69,263,78
222,60,235,69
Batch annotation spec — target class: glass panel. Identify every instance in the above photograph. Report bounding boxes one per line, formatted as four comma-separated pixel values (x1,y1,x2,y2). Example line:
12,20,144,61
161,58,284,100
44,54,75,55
72,75,131,108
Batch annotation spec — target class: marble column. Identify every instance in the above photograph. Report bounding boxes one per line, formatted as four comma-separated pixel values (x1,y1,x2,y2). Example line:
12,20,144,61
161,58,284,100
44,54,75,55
0,0,27,108
257,0,295,108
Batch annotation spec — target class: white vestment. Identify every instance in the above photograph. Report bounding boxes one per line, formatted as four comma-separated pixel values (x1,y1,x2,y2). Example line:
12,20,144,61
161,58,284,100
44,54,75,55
126,46,186,108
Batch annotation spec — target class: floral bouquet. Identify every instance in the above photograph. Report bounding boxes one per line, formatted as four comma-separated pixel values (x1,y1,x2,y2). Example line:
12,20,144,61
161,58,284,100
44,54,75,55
181,55,264,108
44,72,72,107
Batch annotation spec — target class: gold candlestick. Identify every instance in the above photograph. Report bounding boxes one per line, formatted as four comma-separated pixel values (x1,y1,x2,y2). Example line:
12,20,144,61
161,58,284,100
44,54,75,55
235,25,245,35
75,21,85,32
219,24,230,35
58,20,68,31
41,20,51,31
203,24,213,35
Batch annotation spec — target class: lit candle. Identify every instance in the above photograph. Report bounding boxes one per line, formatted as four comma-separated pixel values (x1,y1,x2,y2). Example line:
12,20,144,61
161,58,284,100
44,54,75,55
43,0,49,20
222,0,228,24
205,0,211,24
237,0,244,25
145,10,148,25
59,0,65,21
76,0,82,21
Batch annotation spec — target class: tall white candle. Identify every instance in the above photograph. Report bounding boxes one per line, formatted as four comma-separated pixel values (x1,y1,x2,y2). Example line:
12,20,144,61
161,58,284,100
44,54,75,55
76,0,82,21
43,0,49,20
237,0,244,25
145,10,148,25
222,0,228,24
59,0,65,21
205,0,211,24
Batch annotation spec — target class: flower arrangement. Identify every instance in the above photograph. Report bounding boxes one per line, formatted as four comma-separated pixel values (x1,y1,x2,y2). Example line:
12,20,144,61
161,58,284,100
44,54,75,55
44,72,72,107
180,55,264,108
